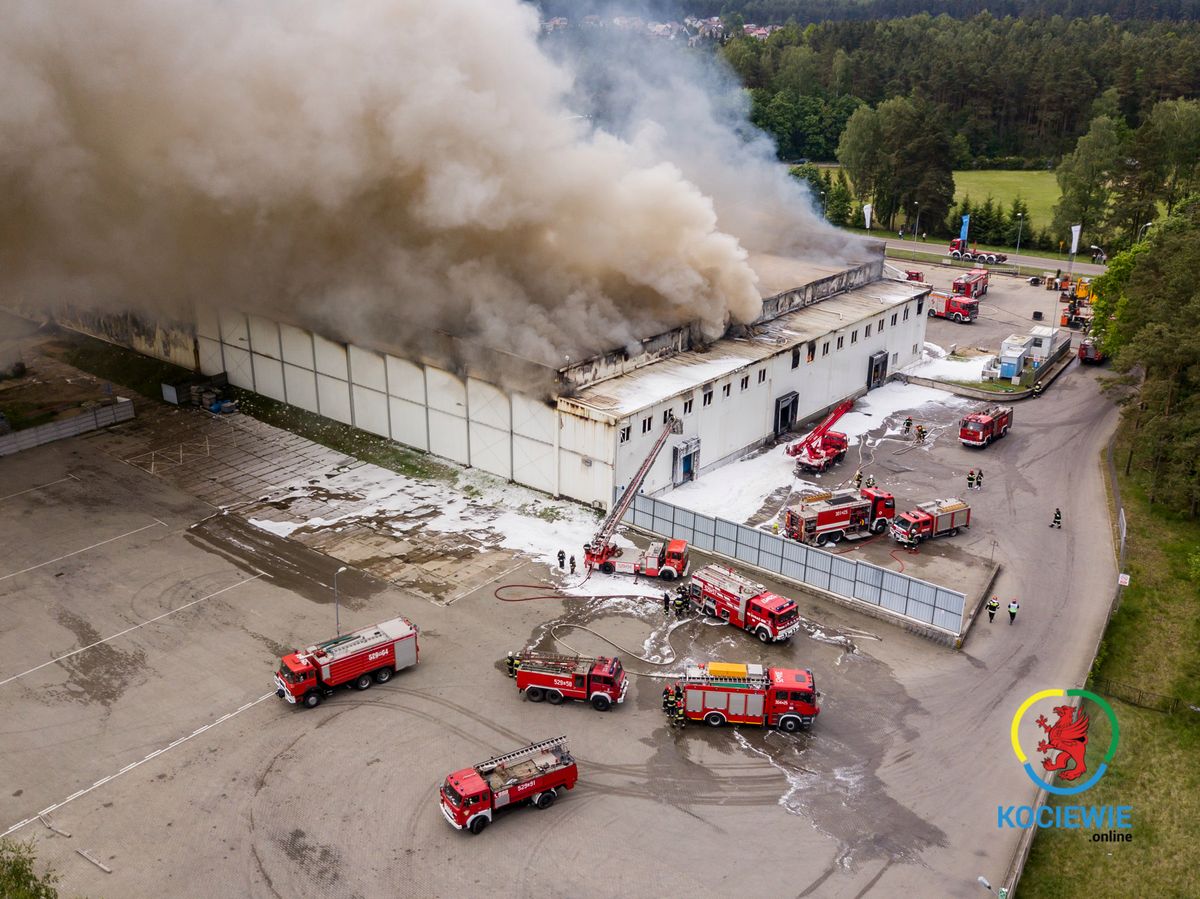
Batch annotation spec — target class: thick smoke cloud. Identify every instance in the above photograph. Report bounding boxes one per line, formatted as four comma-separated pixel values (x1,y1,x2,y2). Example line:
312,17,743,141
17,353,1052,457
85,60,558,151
0,1,862,372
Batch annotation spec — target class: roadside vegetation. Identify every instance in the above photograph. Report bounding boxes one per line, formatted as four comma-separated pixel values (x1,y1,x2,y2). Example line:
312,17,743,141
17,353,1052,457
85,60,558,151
1020,196,1200,897
0,839,61,899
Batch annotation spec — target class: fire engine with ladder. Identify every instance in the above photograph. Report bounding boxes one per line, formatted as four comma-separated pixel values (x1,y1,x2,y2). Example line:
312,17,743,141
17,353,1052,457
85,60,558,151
686,564,801,643
507,650,627,711
440,736,578,834
274,616,419,709
786,399,853,473
583,414,689,579
783,487,895,546
668,662,819,731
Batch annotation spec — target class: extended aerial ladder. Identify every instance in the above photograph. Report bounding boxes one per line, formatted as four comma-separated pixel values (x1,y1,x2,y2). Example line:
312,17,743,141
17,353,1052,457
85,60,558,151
786,399,853,472
583,414,683,572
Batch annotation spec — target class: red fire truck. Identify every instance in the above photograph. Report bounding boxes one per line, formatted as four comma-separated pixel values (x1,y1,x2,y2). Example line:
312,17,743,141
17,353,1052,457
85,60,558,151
274,617,419,709
958,404,1013,447
686,565,801,643
440,736,578,834
509,651,627,711
948,239,1006,265
782,487,895,546
787,399,852,473
595,539,689,580
668,662,819,732
927,290,979,324
1078,337,1106,364
952,268,990,298
890,498,971,544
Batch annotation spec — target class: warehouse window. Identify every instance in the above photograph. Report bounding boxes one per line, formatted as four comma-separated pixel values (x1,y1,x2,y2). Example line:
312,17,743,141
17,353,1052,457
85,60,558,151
851,330,858,344
912,343,919,355
865,324,872,338
683,399,693,415
642,416,653,434
806,341,816,363
619,425,631,444
791,347,800,369
663,409,673,425
758,369,767,383
703,389,713,407
892,352,899,366
837,336,844,350
740,375,749,391
917,297,925,315
891,313,898,326
904,306,910,321
879,317,885,331
822,341,830,357
723,384,731,398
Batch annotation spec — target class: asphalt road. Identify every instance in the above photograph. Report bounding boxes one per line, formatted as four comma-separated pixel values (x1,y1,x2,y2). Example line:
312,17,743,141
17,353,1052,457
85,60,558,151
1,357,1121,897
885,239,1109,278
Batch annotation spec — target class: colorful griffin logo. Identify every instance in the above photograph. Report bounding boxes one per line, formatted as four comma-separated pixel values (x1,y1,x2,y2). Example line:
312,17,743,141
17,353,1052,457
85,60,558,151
1036,705,1089,781
1011,689,1118,796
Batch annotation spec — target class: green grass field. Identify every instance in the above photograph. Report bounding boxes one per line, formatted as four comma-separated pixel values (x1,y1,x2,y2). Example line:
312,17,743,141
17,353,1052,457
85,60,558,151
953,170,1060,231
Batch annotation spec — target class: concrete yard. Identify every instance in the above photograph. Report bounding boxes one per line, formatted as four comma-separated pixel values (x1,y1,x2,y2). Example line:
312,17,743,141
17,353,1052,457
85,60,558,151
1,336,1121,897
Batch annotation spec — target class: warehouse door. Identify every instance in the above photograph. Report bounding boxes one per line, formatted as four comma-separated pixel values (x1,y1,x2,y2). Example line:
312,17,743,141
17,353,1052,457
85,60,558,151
867,351,889,389
774,392,799,435
672,438,701,486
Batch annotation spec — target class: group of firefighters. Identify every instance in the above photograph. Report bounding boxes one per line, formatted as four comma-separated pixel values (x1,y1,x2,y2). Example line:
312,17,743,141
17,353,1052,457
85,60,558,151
663,588,690,620
901,416,928,443
662,682,687,728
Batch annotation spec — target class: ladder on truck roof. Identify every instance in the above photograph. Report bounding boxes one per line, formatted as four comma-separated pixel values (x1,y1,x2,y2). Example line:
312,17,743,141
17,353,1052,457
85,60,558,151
476,736,569,774
516,650,596,672
308,624,387,660
586,414,682,563
697,565,765,597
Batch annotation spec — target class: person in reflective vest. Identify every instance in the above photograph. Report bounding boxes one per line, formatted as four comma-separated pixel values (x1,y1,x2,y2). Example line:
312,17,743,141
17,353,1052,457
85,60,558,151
506,652,520,678
986,597,1000,623
1008,600,1020,625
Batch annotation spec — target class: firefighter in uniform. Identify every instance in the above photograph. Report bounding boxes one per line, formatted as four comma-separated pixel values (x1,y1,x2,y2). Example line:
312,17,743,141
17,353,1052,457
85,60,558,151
674,593,688,619
854,469,863,489
662,685,673,713
662,592,671,615
975,469,984,491
1032,381,1043,398
1051,508,1062,529
915,424,927,443
865,474,876,488
967,470,976,491
506,652,520,678
986,596,1000,623
1008,600,1020,625
569,555,576,574
557,549,566,569
674,697,687,728
903,416,913,436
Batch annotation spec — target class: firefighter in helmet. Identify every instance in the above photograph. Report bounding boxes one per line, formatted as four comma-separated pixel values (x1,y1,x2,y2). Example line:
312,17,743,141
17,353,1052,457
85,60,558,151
902,416,913,436
673,591,687,619
1032,381,1043,398
505,652,518,678
915,424,927,443
662,684,673,713
662,591,670,614
674,696,687,728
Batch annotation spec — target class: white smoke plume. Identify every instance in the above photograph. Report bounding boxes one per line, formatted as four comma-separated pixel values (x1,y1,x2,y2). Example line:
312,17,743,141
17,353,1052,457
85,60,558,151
0,1,864,372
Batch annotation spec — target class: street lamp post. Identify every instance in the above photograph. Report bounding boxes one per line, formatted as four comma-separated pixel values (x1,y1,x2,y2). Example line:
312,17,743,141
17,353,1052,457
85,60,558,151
333,565,348,635
912,201,921,260
1015,212,1024,256
820,191,827,219
1138,221,1155,241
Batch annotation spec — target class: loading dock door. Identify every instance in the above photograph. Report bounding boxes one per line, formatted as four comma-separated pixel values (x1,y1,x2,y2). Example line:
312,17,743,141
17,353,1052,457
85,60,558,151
867,351,888,390
672,438,701,486
774,391,799,435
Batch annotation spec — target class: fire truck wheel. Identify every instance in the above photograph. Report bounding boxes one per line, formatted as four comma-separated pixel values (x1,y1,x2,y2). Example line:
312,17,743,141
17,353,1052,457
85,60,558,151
660,568,676,581
949,528,959,537
1001,426,1009,437
779,716,801,733
927,307,936,317
756,628,772,644
705,712,726,727
953,313,964,323
600,562,615,574
303,691,321,709
373,667,393,684
591,694,612,711
526,687,545,702
719,609,731,621
535,790,557,810
354,674,372,690
827,531,844,544
546,690,564,705
871,518,888,534
815,533,829,547
469,816,490,835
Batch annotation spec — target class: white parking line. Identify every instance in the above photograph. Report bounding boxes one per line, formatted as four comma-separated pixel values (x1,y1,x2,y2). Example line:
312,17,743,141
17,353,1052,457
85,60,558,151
0,573,268,688
1,691,274,839
0,474,81,503
0,520,166,583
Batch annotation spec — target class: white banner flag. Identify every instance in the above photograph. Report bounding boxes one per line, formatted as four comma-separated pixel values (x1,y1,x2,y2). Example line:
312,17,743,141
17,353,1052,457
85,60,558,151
1070,224,1082,256
863,204,873,230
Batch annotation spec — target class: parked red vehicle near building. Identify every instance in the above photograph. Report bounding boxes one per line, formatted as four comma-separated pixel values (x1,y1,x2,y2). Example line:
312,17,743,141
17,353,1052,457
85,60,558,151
787,399,852,473
952,268,990,298
928,290,979,324
274,617,419,709
890,498,971,543
948,239,1007,264
440,737,577,834
508,651,627,711
1078,337,1106,364
686,565,801,643
783,487,895,546
667,662,819,732
959,404,1013,447
594,539,689,580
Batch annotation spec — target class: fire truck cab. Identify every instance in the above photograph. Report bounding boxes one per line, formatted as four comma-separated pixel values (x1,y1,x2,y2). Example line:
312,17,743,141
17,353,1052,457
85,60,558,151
673,662,820,732
688,565,801,643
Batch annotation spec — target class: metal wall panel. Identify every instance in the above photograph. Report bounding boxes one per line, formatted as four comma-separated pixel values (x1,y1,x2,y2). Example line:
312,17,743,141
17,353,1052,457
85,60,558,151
469,421,512,479
389,396,428,451
349,346,387,391
353,387,390,438
316,373,353,425
252,354,286,402
284,363,319,413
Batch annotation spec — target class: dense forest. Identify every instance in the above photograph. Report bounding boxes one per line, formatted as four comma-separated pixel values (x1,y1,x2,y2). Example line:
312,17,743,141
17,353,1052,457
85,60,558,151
1092,196,1200,515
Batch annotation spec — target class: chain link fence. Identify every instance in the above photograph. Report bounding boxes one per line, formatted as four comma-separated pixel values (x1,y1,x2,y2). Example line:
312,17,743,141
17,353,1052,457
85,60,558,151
624,492,965,636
